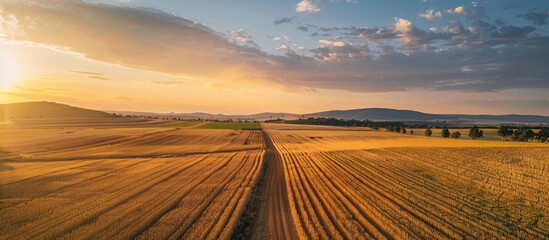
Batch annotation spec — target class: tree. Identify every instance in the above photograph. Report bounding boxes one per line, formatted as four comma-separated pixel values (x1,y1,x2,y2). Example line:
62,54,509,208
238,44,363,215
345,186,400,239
441,127,450,138
511,127,534,142
410,130,414,135
450,131,461,139
468,126,484,139
424,128,433,137
522,128,535,142
387,126,394,132
394,126,401,133
402,128,407,134
497,126,513,141
535,127,549,143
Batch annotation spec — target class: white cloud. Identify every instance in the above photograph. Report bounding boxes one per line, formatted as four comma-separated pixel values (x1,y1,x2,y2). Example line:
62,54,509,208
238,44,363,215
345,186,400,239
296,0,321,13
394,18,414,33
419,9,442,21
273,36,290,42
319,39,346,47
230,29,257,46
276,44,290,51
447,6,467,15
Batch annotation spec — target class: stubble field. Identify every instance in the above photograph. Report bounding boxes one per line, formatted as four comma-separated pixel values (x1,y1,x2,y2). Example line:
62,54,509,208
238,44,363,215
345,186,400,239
263,123,549,240
1,119,548,240
0,119,265,239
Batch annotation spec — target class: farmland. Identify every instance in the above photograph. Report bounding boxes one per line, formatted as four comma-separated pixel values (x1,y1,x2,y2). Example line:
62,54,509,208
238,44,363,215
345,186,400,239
0,120,265,239
1,115,548,240
263,123,549,239
196,122,262,130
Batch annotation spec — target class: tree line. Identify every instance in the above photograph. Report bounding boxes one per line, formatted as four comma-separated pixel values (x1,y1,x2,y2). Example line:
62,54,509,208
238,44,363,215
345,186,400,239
279,117,405,129
280,117,548,143
497,126,548,142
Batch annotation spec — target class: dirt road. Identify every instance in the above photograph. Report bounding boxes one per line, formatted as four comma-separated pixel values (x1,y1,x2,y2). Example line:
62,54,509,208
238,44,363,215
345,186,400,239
263,130,296,240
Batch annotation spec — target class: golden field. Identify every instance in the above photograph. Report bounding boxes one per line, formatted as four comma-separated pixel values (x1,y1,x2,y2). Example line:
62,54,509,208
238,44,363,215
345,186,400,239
263,123,549,240
0,119,265,239
1,118,548,240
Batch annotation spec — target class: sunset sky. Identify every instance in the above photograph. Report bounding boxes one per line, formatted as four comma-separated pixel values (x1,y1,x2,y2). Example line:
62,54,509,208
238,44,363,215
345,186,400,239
1,0,548,115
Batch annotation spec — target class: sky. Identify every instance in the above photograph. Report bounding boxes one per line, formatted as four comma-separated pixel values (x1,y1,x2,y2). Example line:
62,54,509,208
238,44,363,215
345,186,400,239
0,0,548,115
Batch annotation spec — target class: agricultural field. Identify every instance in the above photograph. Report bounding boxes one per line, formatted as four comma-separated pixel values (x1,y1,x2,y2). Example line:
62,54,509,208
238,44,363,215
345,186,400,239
406,128,536,141
0,121,265,239
263,123,549,240
196,122,262,130
2,115,548,240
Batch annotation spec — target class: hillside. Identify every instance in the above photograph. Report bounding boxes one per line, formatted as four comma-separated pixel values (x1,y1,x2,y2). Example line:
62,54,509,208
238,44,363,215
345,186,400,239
311,108,549,125
109,110,298,121
0,102,116,119
13,102,548,125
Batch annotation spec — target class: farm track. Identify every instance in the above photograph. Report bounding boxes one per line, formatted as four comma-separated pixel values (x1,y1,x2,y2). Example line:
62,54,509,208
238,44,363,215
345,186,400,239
263,130,297,240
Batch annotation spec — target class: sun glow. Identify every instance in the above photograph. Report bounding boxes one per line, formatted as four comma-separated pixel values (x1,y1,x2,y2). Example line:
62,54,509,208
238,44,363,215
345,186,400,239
1,53,19,87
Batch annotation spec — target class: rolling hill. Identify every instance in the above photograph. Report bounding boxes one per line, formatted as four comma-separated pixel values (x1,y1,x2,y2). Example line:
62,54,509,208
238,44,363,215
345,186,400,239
310,108,549,125
4,102,548,125
0,101,117,119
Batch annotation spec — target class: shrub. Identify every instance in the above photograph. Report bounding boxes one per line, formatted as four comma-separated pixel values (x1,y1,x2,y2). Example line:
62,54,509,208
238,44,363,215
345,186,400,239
450,131,461,139
424,128,433,137
468,126,484,140
441,127,450,138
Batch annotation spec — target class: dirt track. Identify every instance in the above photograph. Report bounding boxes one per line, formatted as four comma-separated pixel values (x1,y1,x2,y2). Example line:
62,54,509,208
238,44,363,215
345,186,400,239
263,131,296,240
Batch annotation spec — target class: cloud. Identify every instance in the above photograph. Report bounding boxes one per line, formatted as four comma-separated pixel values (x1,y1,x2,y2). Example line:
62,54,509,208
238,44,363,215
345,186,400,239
276,44,290,51
311,43,369,62
330,0,358,3
273,36,290,42
297,26,309,32
88,76,111,81
447,6,467,15
2,0,549,94
446,3,485,20
1,0,269,84
319,37,346,47
419,9,442,21
296,0,321,13
517,9,549,25
70,70,104,76
274,17,293,25
230,28,258,47
70,70,111,80
395,18,414,33
149,80,185,85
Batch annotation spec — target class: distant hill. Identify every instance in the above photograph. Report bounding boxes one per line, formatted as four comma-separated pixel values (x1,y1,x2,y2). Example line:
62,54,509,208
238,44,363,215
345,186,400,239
0,102,116,119
109,110,298,121
310,108,549,125
15,101,540,125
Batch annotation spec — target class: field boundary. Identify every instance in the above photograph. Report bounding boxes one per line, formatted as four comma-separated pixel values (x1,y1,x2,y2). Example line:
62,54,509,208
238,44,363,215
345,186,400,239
230,149,269,240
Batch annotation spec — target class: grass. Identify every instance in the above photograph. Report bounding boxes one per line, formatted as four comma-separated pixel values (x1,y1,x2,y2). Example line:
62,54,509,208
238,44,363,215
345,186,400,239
116,121,200,129
195,122,262,130
156,122,200,128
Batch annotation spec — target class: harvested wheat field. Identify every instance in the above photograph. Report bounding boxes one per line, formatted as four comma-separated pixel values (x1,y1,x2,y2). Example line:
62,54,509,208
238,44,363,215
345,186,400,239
262,123,549,240
0,121,265,239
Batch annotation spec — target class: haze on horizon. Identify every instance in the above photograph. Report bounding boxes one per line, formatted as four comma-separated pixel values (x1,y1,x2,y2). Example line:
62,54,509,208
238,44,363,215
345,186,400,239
0,0,548,115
